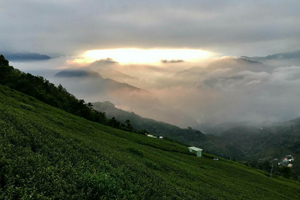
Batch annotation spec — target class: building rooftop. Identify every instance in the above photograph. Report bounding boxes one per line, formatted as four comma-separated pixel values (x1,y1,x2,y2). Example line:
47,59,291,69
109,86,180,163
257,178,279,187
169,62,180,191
188,146,203,151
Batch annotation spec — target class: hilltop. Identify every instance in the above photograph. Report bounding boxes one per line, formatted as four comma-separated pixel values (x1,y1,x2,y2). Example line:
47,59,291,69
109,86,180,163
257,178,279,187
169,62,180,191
1,52,51,61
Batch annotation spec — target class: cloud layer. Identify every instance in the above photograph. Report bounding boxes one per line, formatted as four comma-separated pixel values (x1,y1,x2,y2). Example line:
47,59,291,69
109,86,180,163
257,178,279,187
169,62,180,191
150,58,300,127
3,0,300,128
14,56,300,128
1,0,300,56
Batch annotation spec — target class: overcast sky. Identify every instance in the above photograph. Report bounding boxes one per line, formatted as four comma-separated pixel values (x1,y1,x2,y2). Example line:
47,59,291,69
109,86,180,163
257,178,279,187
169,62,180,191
2,1,300,128
1,0,300,57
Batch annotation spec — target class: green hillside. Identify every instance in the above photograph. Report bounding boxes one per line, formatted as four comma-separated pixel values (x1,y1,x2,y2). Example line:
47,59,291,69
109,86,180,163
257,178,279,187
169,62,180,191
92,101,221,155
206,124,300,177
1,86,300,199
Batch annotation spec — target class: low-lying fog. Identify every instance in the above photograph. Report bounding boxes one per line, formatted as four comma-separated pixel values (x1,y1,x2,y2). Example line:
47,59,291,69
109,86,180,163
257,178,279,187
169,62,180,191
11,54,300,129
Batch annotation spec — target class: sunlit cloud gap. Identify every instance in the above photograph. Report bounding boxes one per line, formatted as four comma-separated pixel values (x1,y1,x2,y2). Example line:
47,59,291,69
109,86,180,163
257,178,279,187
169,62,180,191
79,49,212,65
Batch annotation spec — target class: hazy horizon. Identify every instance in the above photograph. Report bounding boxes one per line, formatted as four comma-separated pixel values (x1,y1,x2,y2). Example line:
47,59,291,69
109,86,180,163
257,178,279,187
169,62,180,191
8,53,300,129
2,0,300,128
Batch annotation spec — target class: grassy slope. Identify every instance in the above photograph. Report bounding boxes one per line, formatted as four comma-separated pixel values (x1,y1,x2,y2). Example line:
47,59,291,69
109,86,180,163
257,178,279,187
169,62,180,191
92,102,220,154
0,84,300,200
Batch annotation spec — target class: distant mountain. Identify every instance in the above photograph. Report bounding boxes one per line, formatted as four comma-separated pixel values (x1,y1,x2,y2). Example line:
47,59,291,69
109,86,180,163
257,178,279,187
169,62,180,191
95,68,151,88
174,66,206,78
54,69,155,96
2,52,51,61
174,58,272,80
207,57,272,72
87,58,151,89
242,50,300,61
55,70,103,78
97,68,138,81
92,68,150,89
170,57,274,90
241,50,300,66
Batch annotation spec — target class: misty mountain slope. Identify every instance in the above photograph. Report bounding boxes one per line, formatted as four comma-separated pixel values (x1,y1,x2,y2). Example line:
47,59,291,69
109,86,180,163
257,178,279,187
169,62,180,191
173,58,272,82
200,121,279,136
55,69,103,79
174,66,206,78
92,101,221,155
174,58,272,80
96,68,143,86
1,52,51,61
206,119,300,175
99,68,138,79
242,49,300,66
88,59,152,89
54,69,160,107
54,69,201,128
153,58,269,88
159,56,300,127
55,69,144,92
207,57,273,72
1,84,300,199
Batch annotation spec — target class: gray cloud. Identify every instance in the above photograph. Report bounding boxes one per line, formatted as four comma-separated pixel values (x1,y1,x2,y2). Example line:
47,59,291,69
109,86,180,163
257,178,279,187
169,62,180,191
3,0,300,128
1,0,300,56
159,63,300,126
161,59,184,64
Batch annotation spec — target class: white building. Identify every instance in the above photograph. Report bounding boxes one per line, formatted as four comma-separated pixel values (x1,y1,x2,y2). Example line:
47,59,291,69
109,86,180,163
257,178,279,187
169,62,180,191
147,134,154,138
147,134,157,138
188,146,203,157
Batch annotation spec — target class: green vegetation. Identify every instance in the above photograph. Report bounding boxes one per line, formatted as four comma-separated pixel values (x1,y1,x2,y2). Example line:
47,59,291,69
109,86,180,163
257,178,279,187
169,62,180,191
207,124,300,179
1,83,300,199
92,101,220,154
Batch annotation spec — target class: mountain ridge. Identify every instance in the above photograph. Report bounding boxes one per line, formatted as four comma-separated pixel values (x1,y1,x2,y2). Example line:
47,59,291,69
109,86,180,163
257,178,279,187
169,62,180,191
1,52,51,61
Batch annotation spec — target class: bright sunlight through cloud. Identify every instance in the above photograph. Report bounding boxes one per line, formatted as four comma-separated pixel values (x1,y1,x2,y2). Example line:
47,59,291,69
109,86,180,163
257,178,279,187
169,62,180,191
80,49,212,65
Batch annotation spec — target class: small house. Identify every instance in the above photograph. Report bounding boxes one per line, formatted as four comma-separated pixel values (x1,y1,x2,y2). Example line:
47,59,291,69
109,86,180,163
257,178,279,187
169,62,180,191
147,134,154,138
147,134,157,138
188,146,203,157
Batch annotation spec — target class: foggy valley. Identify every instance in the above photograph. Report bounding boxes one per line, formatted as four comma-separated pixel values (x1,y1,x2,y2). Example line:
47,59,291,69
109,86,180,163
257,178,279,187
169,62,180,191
11,51,300,130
